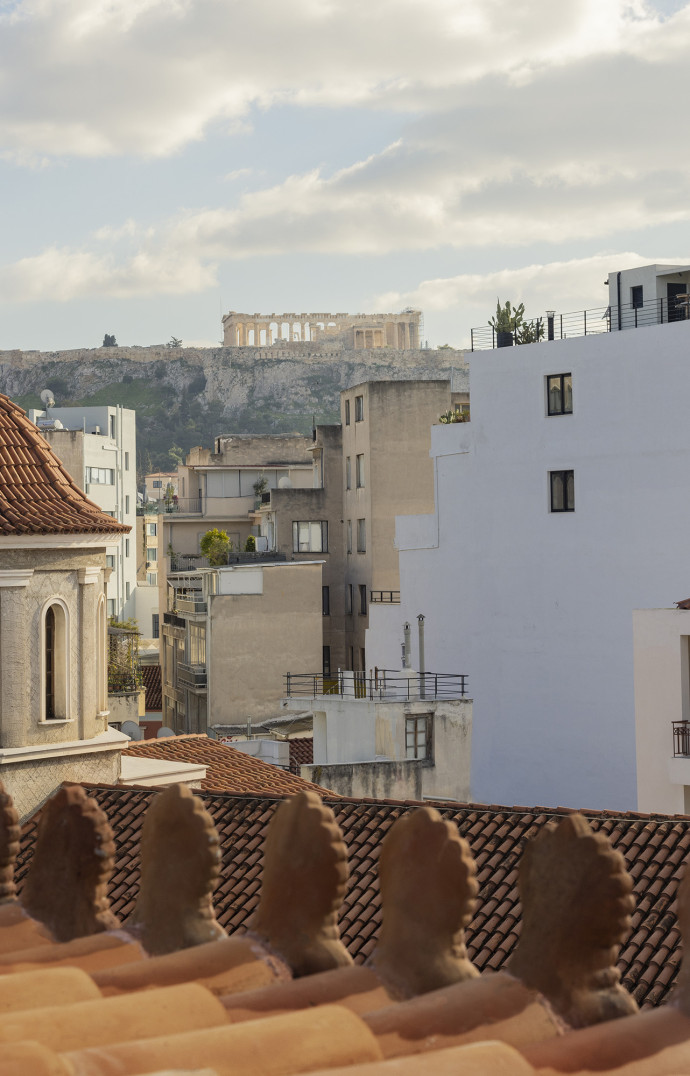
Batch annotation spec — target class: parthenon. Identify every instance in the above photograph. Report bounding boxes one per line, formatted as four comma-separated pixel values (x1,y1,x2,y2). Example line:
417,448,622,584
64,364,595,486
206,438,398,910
222,309,422,350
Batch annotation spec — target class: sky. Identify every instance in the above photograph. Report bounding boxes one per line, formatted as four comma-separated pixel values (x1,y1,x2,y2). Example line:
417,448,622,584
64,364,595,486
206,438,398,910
1,0,690,351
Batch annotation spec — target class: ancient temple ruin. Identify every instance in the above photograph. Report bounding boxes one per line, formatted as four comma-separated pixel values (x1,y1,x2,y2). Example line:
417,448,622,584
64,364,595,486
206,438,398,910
222,309,422,350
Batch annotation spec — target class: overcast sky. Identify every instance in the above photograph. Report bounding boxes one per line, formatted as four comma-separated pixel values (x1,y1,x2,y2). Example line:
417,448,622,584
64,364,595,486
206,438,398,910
1,0,689,351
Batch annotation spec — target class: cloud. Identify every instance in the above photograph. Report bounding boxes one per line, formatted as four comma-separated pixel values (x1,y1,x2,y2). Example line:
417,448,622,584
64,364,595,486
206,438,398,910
0,0,681,159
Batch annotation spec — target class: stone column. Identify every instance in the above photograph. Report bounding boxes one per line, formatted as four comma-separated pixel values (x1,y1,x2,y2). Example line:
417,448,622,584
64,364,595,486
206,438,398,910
78,568,101,740
0,570,34,748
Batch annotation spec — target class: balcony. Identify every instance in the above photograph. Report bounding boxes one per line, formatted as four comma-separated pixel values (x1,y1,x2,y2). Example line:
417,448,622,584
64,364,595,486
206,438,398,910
163,611,186,629
177,663,207,688
169,551,287,572
284,670,468,701
673,721,690,757
469,296,689,351
176,597,207,615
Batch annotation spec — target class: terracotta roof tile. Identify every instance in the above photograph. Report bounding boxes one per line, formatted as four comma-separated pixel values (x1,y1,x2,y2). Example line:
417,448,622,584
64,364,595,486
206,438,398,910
141,666,162,712
14,791,690,1010
0,394,129,536
288,737,313,774
123,734,336,797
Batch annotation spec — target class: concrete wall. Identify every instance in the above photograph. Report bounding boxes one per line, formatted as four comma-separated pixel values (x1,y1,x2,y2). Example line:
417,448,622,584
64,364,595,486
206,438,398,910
633,609,690,814
209,562,322,724
0,742,121,823
370,318,690,811
307,697,471,801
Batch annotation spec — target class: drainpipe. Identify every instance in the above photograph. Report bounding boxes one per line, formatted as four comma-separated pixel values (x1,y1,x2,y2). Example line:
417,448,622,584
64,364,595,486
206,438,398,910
403,622,412,668
616,272,622,331
417,614,425,699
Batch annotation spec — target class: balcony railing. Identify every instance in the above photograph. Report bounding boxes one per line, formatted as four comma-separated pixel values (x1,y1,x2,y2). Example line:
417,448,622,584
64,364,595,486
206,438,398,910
370,590,400,604
177,662,207,688
163,611,186,629
284,670,468,701
470,296,690,351
169,551,287,572
176,597,207,615
673,720,690,757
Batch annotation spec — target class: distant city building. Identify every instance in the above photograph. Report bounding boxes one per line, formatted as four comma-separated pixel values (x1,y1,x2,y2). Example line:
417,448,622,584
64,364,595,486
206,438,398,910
29,405,137,621
222,309,422,349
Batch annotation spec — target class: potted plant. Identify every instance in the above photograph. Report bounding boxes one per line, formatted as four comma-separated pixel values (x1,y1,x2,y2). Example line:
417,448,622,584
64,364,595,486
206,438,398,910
489,299,525,348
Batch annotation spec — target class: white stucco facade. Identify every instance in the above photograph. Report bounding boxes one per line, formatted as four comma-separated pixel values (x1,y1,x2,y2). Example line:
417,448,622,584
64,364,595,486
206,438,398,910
367,316,690,811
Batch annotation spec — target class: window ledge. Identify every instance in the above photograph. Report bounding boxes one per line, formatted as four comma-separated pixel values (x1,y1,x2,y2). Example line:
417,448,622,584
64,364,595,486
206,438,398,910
38,718,75,726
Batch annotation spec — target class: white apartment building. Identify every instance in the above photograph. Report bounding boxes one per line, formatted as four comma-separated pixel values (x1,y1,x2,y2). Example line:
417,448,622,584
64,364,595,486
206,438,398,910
368,269,690,812
29,405,137,621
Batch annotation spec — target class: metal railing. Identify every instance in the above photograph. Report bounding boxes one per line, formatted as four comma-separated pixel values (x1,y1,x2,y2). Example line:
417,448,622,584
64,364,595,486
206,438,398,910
370,590,401,604
163,611,186,629
284,670,468,701
673,720,690,757
177,663,207,688
470,296,690,351
169,551,286,572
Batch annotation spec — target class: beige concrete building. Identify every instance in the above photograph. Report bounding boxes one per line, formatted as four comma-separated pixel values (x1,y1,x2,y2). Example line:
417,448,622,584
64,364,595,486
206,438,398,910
162,561,323,732
222,310,422,350
257,379,464,674
0,394,131,820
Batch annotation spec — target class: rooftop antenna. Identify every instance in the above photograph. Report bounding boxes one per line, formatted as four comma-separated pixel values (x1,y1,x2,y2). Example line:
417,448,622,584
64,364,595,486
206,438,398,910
40,388,55,413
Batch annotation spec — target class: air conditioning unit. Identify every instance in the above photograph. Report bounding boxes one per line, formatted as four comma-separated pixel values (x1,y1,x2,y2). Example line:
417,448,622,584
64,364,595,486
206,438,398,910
91,426,101,434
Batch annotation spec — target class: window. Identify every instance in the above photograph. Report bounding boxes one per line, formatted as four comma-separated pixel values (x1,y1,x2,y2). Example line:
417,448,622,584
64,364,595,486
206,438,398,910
146,522,157,536
406,715,431,760
153,480,162,489
347,646,354,670
110,415,116,439
345,457,351,490
359,584,367,615
355,395,364,422
347,520,352,554
547,374,573,416
126,582,131,600
86,467,115,485
292,521,328,553
125,452,130,471
356,454,364,488
360,647,366,672
43,601,69,721
125,495,130,514
550,469,575,512
188,623,206,665
631,285,643,309
147,547,157,562
345,399,351,425
357,518,366,553
346,584,353,615
152,613,160,639
323,646,331,676
322,585,330,616
146,572,157,586
107,598,116,618
125,539,130,557
106,555,115,569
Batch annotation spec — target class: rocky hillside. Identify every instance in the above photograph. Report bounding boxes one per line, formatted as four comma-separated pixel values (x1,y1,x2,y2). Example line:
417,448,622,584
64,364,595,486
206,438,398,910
0,343,468,475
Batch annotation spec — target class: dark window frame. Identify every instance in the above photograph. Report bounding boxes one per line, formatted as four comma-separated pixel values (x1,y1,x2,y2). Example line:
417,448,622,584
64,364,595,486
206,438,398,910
357,518,366,553
359,583,367,615
323,646,331,676
405,714,432,760
631,285,643,310
292,520,328,553
355,395,364,422
550,469,575,512
322,585,330,616
345,399,351,425
546,373,573,416
346,583,353,615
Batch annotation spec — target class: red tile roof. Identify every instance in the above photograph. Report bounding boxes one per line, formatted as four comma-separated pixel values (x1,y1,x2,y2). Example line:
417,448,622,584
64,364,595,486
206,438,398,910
16,791,689,1009
141,666,162,712
0,394,129,536
289,737,313,774
122,734,335,797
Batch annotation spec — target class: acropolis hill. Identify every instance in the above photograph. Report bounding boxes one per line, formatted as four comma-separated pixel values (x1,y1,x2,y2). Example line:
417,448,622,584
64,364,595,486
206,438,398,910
0,334,467,471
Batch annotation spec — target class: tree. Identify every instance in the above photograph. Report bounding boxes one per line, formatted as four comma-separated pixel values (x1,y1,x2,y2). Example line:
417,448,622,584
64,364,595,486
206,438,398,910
167,337,182,348
102,334,118,347
200,528,232,566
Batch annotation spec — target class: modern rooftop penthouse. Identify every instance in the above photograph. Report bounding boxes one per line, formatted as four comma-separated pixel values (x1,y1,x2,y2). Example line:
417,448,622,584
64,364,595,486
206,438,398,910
470,262,690,350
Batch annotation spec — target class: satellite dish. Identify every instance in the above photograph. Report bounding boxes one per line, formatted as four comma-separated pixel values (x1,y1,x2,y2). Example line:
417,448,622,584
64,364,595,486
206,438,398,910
156,726,175,738
40,389,55,408
121,720,144,741
278,476,292,489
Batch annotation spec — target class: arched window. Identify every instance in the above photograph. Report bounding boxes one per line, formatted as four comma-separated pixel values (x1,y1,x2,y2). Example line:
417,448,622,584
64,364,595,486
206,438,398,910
41,600,69,721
